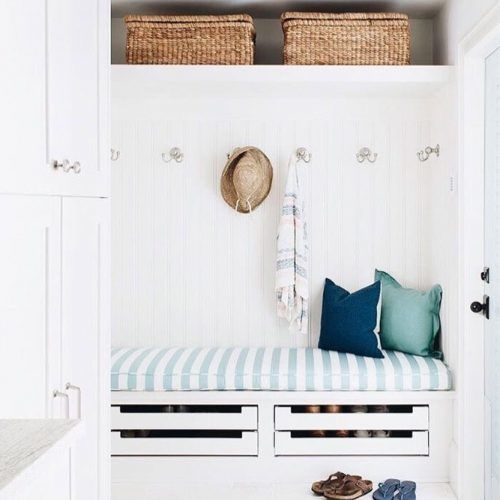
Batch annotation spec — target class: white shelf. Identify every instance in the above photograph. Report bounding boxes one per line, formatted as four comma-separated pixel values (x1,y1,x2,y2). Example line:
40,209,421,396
112,64,454,100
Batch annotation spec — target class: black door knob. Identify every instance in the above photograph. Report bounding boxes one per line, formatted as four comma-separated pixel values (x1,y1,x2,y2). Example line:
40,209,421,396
470,296,490,319
470,301,484,313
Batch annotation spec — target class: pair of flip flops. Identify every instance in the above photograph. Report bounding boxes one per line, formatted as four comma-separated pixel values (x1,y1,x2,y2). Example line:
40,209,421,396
312,472,373,499
373,479,417,499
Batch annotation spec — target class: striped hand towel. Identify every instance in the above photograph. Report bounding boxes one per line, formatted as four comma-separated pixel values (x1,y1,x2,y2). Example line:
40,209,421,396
276,154,309,334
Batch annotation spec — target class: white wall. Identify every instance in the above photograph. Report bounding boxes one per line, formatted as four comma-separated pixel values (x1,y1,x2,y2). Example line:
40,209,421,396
435,0,498,63
111,87,457,355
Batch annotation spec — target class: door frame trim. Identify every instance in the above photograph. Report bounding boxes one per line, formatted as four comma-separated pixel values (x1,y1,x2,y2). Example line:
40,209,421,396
458,6,500,499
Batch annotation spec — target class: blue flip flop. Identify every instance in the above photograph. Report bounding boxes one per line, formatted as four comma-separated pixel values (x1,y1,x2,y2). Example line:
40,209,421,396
397,481,416,499
372,479,400,499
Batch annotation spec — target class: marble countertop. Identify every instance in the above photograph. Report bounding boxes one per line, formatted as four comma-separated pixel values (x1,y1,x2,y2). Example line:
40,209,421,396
0,419,79,491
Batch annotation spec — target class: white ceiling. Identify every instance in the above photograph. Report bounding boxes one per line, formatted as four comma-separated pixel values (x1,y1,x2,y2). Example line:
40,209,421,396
111,0,448,19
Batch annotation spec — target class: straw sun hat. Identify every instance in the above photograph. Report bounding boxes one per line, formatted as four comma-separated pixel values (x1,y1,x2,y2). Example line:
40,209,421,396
221,146,273,213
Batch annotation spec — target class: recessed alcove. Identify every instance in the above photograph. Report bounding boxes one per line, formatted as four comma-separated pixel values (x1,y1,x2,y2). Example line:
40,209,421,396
110,0,450,64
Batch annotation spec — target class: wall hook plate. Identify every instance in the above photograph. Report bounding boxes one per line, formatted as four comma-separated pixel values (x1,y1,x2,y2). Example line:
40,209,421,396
162,147,184,163
417,144,440,162
356,147,378,163
296,147,312,163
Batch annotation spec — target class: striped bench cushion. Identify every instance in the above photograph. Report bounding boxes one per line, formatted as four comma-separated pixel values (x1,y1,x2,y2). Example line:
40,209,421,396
111,347,452,391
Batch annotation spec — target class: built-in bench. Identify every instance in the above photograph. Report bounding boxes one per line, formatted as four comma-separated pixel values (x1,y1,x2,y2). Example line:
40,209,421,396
110,346,454,487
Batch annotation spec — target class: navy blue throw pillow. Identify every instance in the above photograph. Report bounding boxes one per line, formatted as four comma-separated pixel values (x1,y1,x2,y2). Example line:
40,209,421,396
319,278,384,358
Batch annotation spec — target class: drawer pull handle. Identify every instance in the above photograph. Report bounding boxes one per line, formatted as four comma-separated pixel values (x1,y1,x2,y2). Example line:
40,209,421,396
65,383,82,419
71,161,81,174
53,390,70,418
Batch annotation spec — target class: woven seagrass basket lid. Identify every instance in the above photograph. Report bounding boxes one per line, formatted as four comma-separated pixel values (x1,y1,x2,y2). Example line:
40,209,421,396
221,146,273,213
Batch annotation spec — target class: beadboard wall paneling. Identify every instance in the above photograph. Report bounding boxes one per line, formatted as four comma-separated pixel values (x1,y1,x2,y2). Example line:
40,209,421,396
111,97,456,352
428,85,459,371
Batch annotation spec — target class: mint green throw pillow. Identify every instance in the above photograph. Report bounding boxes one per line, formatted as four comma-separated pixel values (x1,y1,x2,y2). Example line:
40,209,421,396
375,270,442,357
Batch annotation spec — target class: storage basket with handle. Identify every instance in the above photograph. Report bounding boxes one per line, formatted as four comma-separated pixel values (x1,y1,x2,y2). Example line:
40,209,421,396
125,14,256,65
281,12,410,65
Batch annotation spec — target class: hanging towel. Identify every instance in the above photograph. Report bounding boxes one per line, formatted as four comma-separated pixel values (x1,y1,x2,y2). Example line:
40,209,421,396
276,154,309,334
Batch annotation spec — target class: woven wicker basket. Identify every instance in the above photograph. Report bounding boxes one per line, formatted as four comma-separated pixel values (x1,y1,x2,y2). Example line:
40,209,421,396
125,15,256,65
281,12,410,65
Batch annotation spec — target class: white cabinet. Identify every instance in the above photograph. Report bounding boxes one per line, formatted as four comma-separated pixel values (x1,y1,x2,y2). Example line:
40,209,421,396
4,449,71,500
0,196,61,418
61,198,109,500
0,0,109,197
5,449,72,500
0,420,79,500
2,2,49,195
0,196,109,498
46,0,109,197
2,0,109,498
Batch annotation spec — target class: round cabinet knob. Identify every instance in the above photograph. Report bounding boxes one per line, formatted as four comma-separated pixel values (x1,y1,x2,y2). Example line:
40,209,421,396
72,161,81,174
470,301,485,313
51,159,71,173
62,159,72,173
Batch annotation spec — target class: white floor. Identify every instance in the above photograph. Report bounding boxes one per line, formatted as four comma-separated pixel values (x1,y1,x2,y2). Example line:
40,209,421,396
113,482,457,499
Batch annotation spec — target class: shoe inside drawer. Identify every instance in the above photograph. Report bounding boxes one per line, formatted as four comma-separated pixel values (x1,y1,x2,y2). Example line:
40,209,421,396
274,431,429,456
112,404,258,430
275,405,429,431
111,430,258,456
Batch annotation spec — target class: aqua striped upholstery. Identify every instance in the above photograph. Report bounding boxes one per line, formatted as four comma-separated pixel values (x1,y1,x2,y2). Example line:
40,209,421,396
111,347,452,391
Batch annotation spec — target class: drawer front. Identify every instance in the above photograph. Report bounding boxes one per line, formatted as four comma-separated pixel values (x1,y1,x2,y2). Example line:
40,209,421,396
111,405,258,430
274,431,429,456
111,430,258,456
275,406,429,431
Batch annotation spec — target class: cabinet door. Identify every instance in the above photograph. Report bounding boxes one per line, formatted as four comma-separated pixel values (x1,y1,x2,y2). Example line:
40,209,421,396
1,444,72,500
0,196,61,418
46,0,109,197
61,198,109,500
1,1,109,197
1,2,51,195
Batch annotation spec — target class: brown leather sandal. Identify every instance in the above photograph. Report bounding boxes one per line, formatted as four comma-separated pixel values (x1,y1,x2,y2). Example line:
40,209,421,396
311,471,346,495
323,478,373,499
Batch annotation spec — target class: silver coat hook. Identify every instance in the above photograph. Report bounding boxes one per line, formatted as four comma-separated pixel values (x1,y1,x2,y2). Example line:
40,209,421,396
417,144,440,162
162,147,184,163
296,147,311,163
110,149,120,161
356,147,378,163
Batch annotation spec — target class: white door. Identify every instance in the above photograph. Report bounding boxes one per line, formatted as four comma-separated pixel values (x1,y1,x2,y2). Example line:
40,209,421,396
484,46,500,499
0,196,61,418
61,197,109,500
1,1,109,197
46,0,109,197
1,2,50,195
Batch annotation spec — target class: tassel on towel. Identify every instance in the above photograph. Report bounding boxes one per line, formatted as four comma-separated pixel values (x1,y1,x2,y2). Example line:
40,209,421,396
276,154,309,334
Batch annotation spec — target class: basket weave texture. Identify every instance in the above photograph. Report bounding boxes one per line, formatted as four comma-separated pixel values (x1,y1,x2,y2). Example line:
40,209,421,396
125,14,256,65
281,12,410,65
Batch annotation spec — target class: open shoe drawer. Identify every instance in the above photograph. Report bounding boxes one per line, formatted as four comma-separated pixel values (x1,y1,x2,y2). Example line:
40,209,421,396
275,405,429,431
111,404,258,430
111,430,258,456
274,431,429,456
